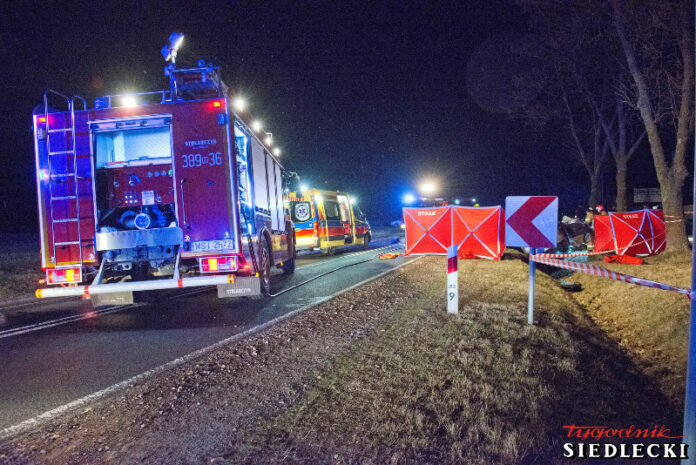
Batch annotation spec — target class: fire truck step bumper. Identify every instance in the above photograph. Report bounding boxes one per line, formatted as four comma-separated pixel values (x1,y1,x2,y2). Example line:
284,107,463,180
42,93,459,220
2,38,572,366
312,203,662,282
36,274,238,298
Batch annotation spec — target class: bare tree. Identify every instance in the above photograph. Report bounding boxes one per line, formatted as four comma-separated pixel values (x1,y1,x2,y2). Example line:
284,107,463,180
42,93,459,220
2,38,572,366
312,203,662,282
612,0,694,251
518,0,645,209
587,86,646,211
564,94,612,207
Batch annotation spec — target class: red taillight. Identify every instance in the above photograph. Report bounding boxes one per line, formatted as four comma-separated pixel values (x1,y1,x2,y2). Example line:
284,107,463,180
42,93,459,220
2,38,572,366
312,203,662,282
47,267,82,284
38,116,47,123
200,255,237,273
314,221,319,236
210,100,224,110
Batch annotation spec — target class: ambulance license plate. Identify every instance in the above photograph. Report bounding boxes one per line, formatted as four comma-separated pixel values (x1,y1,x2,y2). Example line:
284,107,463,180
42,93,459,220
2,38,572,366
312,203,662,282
189,239,236,252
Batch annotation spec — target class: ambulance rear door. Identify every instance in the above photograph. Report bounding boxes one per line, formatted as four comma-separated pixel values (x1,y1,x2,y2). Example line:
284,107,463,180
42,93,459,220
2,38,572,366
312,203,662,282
337,194,354,244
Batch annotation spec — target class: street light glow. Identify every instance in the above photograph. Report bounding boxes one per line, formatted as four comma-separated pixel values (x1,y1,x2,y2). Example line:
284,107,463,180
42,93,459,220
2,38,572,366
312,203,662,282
273,147,281,156
419,181,437,195
300,184,308,193
122,96,137,107
233,96,246,111
251,120,263,132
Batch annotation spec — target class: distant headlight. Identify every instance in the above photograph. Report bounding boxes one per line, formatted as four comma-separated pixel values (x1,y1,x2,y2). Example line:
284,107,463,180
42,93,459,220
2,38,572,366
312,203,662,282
400,223,406,229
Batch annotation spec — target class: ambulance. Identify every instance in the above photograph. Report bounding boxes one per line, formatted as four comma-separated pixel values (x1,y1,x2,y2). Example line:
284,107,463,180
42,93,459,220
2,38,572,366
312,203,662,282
286,189,371,254
32,35,295,305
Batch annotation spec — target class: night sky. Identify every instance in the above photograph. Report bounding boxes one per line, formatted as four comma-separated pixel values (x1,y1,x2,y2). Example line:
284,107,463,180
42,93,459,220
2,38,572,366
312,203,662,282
1,1,662,232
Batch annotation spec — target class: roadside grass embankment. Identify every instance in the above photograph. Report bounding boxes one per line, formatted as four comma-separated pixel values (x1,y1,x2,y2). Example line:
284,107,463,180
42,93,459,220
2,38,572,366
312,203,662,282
232,253,680,464
569,251,691,408
0,234,41,301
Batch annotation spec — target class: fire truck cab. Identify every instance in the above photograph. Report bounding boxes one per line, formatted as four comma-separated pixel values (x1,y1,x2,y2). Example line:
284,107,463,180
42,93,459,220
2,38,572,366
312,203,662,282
286,189,371,255
33,58,295,305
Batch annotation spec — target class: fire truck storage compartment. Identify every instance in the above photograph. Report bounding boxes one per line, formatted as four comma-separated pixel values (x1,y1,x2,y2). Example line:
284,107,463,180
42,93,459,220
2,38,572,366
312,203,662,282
93,116,176,233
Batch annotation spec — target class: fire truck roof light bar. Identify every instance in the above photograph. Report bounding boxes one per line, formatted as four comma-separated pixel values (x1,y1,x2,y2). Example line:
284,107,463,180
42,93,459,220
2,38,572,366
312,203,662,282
36,274,238,298
98,91,171,109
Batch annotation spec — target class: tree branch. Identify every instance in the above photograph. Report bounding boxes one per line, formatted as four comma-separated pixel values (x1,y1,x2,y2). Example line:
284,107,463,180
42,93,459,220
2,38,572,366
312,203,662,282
563,94,593,174
626,130,646,159
672,3,694,183
612,0,670,179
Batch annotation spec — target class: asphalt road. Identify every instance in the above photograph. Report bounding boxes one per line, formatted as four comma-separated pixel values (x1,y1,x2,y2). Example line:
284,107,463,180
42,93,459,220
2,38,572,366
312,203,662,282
0,236,413,432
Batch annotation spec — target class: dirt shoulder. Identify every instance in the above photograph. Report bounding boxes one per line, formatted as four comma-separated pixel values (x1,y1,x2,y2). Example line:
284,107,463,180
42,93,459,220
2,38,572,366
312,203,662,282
0,254,683,465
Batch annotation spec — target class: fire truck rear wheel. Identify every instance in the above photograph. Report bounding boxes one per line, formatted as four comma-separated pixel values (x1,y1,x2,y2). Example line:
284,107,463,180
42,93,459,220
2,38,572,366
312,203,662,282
326,247,336,256
362,234,371,249
259,239,272,296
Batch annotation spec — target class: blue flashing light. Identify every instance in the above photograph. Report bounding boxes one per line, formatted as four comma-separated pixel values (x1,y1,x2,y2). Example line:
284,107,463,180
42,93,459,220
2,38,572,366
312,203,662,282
94,98,109,110
403,193,416,204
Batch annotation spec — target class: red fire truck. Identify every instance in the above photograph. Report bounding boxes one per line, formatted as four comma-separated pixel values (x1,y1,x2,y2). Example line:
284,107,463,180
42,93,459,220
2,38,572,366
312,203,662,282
33,52,295,305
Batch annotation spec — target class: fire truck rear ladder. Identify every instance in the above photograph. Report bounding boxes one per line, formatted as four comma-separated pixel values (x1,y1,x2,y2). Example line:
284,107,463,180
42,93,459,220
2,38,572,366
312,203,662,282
44,90,88,270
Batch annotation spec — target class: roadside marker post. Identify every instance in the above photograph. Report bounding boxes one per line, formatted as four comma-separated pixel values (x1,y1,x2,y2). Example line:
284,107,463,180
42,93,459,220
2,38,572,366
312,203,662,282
447,244,458,314
505,196,558,325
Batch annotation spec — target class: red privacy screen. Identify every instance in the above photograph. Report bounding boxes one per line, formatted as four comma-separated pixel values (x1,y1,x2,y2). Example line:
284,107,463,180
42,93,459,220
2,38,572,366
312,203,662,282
403,206,505,260
594,209,665,256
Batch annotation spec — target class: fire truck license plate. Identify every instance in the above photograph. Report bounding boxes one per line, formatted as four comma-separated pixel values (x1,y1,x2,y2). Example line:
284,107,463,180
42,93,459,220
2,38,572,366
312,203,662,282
189,239,235,252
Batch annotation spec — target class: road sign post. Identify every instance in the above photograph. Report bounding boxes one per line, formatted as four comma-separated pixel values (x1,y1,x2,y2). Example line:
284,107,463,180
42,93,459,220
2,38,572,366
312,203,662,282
447,244,458,314
528,247,536,325
505,196,558,326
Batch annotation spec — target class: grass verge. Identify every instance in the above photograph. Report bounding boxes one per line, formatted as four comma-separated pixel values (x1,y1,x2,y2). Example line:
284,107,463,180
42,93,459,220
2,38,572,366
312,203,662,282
232,255,680,464
569,251,690,408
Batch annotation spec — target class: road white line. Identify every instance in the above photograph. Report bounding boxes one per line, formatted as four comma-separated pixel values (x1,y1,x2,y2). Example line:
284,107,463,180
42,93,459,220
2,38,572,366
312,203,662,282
0,296,74,311
0,304,144,339
0,256,421,441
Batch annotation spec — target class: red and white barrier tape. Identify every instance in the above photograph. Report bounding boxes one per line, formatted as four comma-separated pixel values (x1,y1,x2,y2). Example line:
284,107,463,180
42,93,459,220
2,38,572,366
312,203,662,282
665,213,692,218
536,249,612,259
530,254,691,298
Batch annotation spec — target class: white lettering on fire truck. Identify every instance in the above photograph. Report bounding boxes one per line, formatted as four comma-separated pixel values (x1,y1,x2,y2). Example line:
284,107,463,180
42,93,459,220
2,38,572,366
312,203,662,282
185,139,217,147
